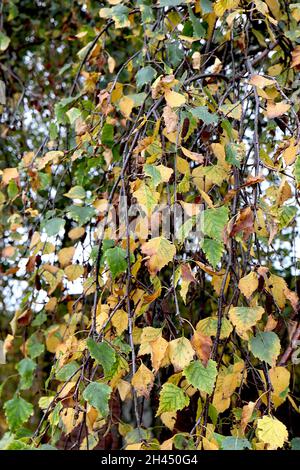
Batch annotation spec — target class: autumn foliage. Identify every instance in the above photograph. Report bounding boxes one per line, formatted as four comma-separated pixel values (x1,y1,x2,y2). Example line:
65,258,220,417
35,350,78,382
1,0,300,451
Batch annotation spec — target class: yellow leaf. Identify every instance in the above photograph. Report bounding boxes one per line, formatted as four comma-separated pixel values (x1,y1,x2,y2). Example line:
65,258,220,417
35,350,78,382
220,102,242,120
211,143,229,168
261,367,290,409
68,226,85,240
198,188,214,208
107,55,116,73
160,411,176,431
164,89,186,108
160,438,174,450
61,407,83,435
117,379,131,401
177,156,190,174
180,201,201,217
282,141,298,166
45,325,67,353
1,167,19,185
266,101,291,119
265,0,281,19
168,337,195,371
256,416,288,449
119,95,134,118
214,0,240,17
58,246,75,267
249,75,274,88
133,181,160,216
192,51,201,70
64,264,84,281
150,335,169,371
38,150,64,170
96,304,109,332
265,274,287,309
181,146,204,163
213,362,245,412
141,237,176,275
45,297,57,312
196,316,233,339
125,443,144,450
229,306,264,338
238,271,259,298
132,363,154,398
156,164,174,182
111,309,128,335
202,437,219,450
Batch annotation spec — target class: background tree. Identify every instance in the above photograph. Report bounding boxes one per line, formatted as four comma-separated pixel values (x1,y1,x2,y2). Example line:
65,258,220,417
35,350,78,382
0,0,300,451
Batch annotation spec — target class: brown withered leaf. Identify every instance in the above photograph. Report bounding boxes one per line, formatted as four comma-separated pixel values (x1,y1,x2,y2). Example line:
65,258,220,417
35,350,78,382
163,105,178,133
264,315,278,332
291,45,300,68
229,207,254,240
242,175,265,187
241,401,256,433
26,256,36,273
191,331,212,365
284,287,299,315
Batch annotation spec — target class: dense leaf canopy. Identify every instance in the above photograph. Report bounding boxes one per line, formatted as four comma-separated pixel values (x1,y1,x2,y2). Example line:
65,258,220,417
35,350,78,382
1,0,300,451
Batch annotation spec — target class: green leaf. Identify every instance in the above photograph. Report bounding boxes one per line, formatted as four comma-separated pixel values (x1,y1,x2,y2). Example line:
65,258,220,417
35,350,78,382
249,331,281,366
160,0,184,6
130,92,147,107
188,5,206,38
87,339,116,377
66,205,96,225
64,186,86,200
43,217,65,237
4,396,34,432
32,311,47,327
100,5,130,28
196,316,233,339
192,164,228,186
200,0,213,13
278,205,297,229
105,246,128,279
156,383,189,416
202,206,229,241
202,238,224,268
55,361,79,381
101,123,114,147
225,143,243,169
144,164,162,187
221,436,251,450
83,382,112,417
184,359,217,394
177,217,196,243
140,4,155,24
294,155,300,187
16,358,36,390
229,306,264,337
66,107,81,125
291,437,300,450
136,66,157,90
190,106,218,125
0,32,10,51
168,42,185,67
27,333,45,359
